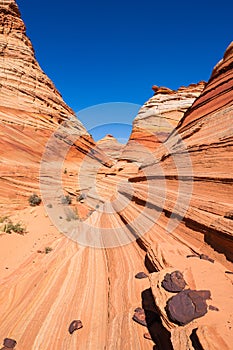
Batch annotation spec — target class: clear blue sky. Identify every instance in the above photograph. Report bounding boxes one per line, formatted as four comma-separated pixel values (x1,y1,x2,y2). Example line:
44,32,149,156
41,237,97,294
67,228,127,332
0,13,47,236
17,0,233,140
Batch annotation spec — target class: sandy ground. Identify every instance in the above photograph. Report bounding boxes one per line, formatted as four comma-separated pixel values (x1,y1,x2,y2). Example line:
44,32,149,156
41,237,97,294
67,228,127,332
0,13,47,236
0,206,154,350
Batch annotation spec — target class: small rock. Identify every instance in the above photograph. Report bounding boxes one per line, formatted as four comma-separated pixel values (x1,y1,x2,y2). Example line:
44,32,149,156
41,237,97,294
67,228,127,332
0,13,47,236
134,307,145,314
209,305,219,311
3,338,17,348
166,289,211,325
68,320,83,334
144,332,152,340
199,254,214,263
161,270,186,292
135,272,148,279
224,211,233,220
225,271,233,275
132,308,147,327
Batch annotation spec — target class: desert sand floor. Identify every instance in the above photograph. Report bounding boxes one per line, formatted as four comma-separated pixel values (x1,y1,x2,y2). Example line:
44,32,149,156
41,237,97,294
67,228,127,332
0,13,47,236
0,206,154,350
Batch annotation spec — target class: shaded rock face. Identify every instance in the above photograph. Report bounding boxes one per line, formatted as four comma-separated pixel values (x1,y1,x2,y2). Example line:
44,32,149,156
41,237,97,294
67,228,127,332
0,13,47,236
121,81,205,162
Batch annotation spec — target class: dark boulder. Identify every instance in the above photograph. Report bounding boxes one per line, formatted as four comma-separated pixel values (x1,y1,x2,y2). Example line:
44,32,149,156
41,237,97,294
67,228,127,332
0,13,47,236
166,289,211,325
68,320,83,334
199,254,214,263
0,338,17,349
3,339,17,348
161,270,186,292
135,272,148,279
132,308,147,327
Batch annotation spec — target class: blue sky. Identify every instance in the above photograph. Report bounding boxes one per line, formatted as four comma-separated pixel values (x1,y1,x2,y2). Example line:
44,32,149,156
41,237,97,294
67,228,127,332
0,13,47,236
17,0,233,140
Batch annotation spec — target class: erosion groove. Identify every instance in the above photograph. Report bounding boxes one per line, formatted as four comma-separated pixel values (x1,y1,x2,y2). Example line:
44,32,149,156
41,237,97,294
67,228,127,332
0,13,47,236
0,1,232,349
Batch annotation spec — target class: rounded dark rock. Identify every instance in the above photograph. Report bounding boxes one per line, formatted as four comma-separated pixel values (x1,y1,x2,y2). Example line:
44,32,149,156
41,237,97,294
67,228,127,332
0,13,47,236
68,320,83,334
135,272,148,279
3,338,17,348
161,270,186,292
132,308,147,327
166,289,211,325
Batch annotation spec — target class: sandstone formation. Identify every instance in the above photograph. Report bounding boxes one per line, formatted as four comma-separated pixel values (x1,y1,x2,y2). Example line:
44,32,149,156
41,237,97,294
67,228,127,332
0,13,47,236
0,0,73,120
0,0,112,211
96,134,124,159
0,1,233,350
121,81,205,161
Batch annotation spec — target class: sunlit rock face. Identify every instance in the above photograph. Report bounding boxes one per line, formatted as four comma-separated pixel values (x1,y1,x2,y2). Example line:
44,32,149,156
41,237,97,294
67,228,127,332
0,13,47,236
128,41,233,262
0,0,74,120
0,0,111,211
97,134,124,159
121,81,205,162
0,2,233,349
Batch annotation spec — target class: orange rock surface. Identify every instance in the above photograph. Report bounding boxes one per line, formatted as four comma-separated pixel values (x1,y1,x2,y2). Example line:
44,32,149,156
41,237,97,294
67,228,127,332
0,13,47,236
121,81,205,161
0,1,232,350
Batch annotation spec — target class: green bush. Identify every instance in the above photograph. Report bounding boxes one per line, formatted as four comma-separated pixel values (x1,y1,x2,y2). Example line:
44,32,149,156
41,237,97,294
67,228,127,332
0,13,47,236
0,216,8,223
3,220,26,234
29,194,42,207
45,246,53,254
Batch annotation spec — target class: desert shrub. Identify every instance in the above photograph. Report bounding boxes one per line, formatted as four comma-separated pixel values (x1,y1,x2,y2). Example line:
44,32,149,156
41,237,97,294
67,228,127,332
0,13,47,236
61,195,72,205
3,220,26,234
45,246,53,254
29,194,42,207
0,216,8,223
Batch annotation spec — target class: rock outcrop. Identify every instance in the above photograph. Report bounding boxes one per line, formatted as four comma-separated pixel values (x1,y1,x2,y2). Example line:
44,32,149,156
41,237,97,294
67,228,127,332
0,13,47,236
0,0,73,120
0,2,232,350
121,81,205,162
97,134,124,159
0,0,112,211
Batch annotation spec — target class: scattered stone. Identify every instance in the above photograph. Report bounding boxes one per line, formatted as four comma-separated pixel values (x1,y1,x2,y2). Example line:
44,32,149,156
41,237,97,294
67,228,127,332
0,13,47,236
3,338,17,348
224,211,233,220
134,307,144,312
209,305,219,311
68,320,83,334
166,289,211,325
135,272,148,279
161,270,186,292
143,332,153,340
132,308,147,327
199,254,214,263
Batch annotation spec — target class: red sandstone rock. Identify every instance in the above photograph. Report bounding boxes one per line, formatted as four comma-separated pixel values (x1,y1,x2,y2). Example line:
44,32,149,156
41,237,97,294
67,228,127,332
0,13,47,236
121,81,205,162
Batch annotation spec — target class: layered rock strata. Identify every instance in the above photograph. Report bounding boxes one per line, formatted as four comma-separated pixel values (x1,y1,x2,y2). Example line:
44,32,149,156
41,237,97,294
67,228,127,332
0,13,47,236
121,81,205,162
0,0,111,211
0,2,233,349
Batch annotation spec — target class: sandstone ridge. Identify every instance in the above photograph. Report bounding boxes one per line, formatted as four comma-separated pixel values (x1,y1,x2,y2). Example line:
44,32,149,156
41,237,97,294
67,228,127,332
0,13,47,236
0,2,232,350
